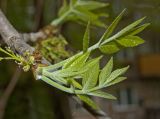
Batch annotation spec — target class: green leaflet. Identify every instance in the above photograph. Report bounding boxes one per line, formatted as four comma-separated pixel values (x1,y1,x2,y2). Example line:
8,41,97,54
82,56,102,86
69,78,82,89
83,58,100,91
53,68,86,78
52,0,108,27
72,8,102,27
68,52,90,69
77,95,99,110
76,1,108,10
89,91,116,100
99,57,113,85
105,77,127,87
117,35,145,47
101,17,146,45
99,41,121,54
58,0,68,16
43,60,66,71
99,9,126,44
124,23,150,36
41,76,73,93
99,35,144,54
62,54,81,69
104,66,129,85
70,0,77,6
43,70,68,85
83,22,90,53
63,52,90,69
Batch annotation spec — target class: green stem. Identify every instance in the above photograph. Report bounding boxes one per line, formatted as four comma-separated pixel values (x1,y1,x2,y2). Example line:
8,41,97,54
51,10,72,26
0,48,14,58
41,76,73,93
0,48,23,62
51,0,79,26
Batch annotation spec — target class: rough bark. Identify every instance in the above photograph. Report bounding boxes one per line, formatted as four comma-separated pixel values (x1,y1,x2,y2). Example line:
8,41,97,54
0,9,34,55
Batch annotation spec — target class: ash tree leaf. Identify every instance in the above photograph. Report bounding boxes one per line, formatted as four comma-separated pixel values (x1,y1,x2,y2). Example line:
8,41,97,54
42,70,68,85
126,23,150,36
82,57,101,91
81,57,103,86
104,66,129,85
41,76,73,93
63,52,90,69
105,77,127,87
77,95,99,110
99,57,113,85
70,0,78,6
102,17,146,45
68,52,90,69
83,22,90,53
54,66,88,78
97,13,109,18
72,7,103,27
53,0,108,27
117,35,145,47
99,9,126,44
67,78,82,89
89,91,117,100
99,41,122,54
76,1,109,10
63,54,81,69
58,0,68,16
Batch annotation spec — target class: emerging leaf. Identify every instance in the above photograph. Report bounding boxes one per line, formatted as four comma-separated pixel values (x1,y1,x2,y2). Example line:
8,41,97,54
52,0,108,27
67,52,90,69
117,35,145,47
104,66,129,85
67,78,82,89
126,23,150,36
89,91,116,100
77,95,99,110
106,77,127,87
101,17,146,45
82,57,101,91
99,9,126,44
99,57,113,85
83,22,90,53
99,42,121,54
76,1,109,10
63,54,81,69
58,0,68,16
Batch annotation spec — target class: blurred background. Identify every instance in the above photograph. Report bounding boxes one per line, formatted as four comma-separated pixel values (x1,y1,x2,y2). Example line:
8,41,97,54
0,0,160,119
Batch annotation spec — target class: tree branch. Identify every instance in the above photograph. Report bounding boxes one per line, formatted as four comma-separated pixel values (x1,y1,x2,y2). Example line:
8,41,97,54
22,31,46,42
0,9,34,55
22,24,58,43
